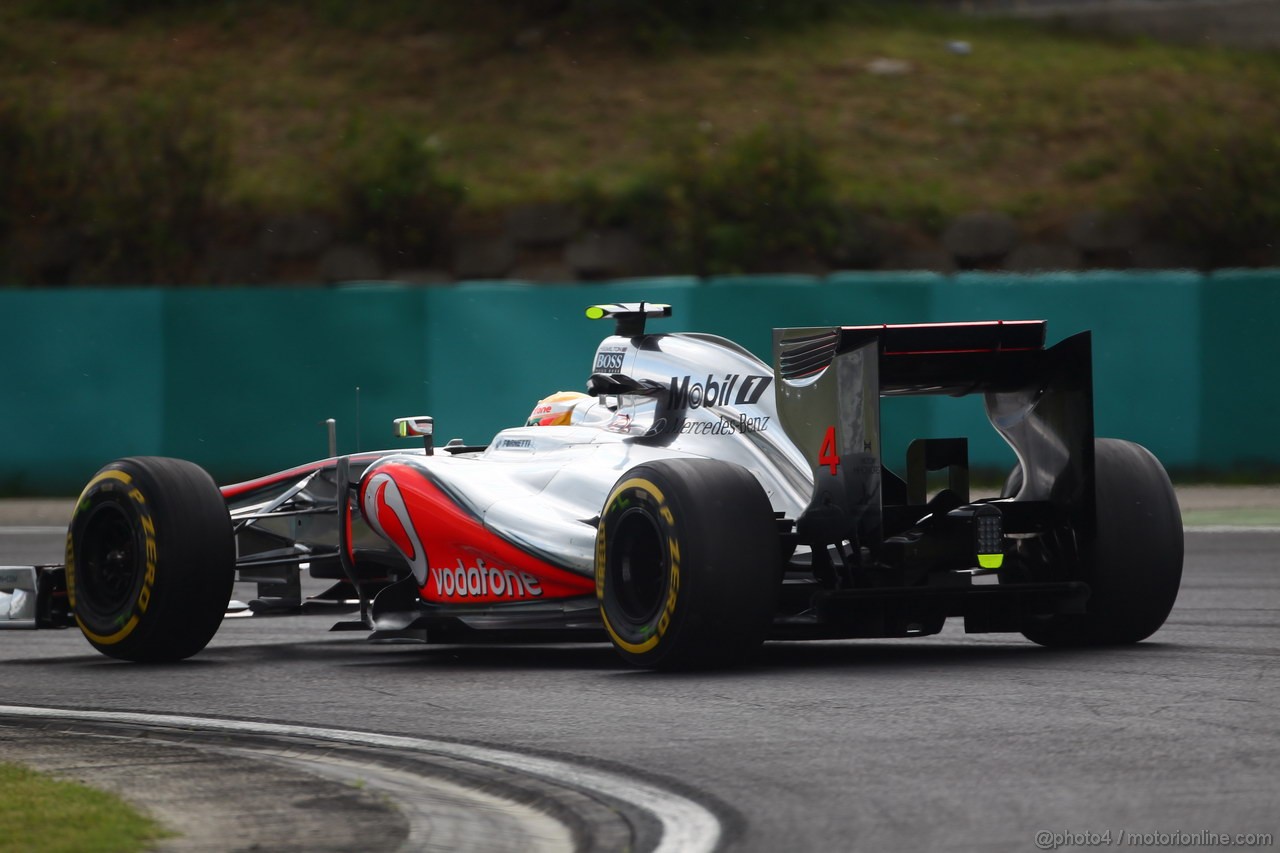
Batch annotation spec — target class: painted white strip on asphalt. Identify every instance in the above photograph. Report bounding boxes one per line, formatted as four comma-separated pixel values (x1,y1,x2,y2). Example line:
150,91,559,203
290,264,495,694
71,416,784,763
1185,525,1280,534
0,704,720,853
1,527,65,535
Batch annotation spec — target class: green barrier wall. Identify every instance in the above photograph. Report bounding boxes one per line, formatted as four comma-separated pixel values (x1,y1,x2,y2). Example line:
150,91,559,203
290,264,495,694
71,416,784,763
1,271,1276,494
2,290,165,493
1199,270,1280,472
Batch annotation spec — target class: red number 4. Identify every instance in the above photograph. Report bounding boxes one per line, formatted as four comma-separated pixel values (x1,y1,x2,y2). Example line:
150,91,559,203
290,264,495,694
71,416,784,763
818,426,840,475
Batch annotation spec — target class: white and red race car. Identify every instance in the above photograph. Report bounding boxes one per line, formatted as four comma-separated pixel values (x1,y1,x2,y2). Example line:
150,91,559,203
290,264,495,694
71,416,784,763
7,303,1183,669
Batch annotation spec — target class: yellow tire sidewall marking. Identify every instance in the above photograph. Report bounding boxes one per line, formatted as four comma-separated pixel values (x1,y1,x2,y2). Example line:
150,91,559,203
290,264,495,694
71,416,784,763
69,468,158,646
67,471,135,610
77,614,141,646
598,477,682,656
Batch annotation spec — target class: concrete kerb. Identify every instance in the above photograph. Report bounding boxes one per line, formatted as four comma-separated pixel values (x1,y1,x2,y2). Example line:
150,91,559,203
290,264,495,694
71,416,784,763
0,714,648,853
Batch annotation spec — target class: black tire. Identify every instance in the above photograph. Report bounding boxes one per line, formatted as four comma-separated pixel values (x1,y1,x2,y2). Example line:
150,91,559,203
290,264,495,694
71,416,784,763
1018,438,1183,646
66,456,235,662
596,458,779,669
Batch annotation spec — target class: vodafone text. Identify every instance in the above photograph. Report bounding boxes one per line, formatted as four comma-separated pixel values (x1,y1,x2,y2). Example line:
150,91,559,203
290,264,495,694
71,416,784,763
430,558,543,599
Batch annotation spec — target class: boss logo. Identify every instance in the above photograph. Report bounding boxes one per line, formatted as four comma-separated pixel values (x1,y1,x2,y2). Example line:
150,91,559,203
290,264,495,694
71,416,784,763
594,350,626,372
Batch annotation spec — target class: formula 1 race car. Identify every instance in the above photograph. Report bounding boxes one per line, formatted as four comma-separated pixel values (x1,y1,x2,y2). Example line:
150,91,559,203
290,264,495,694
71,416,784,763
5,303,1183,669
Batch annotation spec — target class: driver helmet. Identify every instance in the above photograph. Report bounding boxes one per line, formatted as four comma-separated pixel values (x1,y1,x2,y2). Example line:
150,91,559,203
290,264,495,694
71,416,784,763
526,391,591,427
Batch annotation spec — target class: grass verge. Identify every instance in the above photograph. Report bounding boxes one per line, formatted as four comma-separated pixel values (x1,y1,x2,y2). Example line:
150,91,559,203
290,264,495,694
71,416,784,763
0,762,169,853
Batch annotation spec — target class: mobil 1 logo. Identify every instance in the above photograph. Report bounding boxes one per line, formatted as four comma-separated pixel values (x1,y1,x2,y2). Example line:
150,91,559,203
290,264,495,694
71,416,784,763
668,373,772,410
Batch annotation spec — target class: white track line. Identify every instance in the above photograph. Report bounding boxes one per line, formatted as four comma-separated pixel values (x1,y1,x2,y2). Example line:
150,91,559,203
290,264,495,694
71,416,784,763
0,704,720,853
1185,525,1280,534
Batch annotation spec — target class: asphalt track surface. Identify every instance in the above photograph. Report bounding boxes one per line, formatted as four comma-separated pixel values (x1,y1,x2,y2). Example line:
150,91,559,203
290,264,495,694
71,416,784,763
2,521,1278,851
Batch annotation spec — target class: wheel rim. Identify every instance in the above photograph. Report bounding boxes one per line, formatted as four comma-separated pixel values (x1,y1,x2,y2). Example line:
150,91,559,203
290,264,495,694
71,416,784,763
79,502,141,614
608,507,666,623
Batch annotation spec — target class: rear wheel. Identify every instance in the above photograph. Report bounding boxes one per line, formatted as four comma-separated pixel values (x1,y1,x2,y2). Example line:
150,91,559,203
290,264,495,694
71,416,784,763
67,456,235,661
1017,438,1183,646
596,459,779,669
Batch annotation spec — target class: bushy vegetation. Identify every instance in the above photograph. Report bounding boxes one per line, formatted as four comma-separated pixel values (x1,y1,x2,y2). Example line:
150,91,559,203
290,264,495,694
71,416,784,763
607,126,843,274
0,95,227,283
337,122,464,266
564,0,853,49
31,0,881,34
1134,115,1280,265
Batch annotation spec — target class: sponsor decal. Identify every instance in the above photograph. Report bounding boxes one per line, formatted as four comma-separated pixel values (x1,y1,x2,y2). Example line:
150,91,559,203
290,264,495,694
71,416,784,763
607,413,633,433
667,373,772,410
69,469,156,644
594,349,626,372
134,503,156,614
363,462,596,602
597,477,682,655
648,414,770,437
363,472,429,584
373,479,417,560
430,557,543,599
0,569,29,585
498,438,533,449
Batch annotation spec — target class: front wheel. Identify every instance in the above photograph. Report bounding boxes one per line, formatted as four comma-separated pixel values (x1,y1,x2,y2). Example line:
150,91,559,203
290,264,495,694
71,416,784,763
1019,438,1183,646
596,459,779,669
67,456,235,661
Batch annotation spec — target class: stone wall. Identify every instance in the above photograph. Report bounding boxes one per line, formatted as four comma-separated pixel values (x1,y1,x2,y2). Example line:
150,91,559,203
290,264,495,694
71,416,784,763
193,205,1272,285
9,201,1275,286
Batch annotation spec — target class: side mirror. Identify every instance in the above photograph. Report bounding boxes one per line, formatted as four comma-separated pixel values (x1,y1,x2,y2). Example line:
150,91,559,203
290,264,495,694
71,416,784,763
393,416,434,455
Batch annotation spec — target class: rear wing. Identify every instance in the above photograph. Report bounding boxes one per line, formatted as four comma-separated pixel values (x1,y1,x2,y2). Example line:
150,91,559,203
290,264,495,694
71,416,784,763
773,321,1094,551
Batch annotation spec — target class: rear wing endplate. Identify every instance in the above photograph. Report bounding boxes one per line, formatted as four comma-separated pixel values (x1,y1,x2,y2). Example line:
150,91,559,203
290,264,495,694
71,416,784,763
773,321,1094,550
